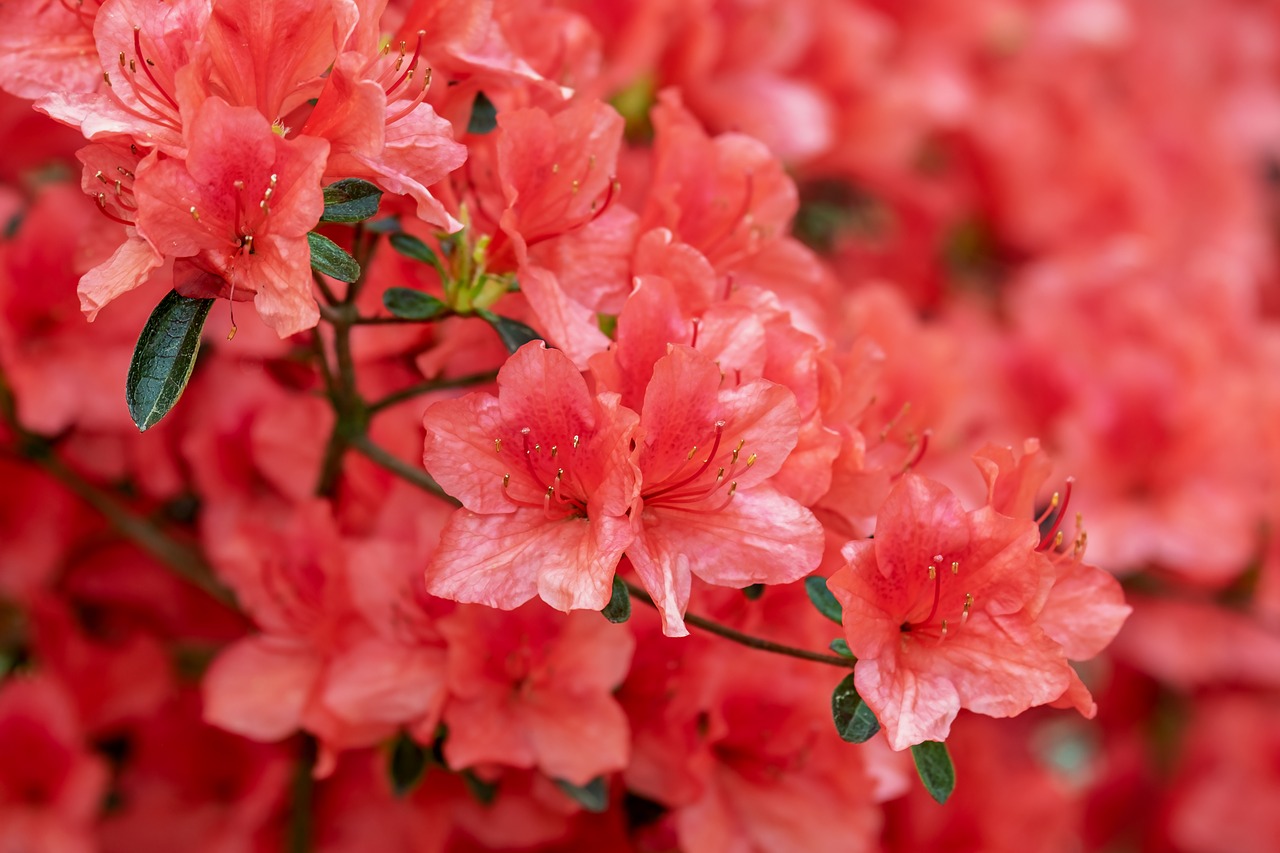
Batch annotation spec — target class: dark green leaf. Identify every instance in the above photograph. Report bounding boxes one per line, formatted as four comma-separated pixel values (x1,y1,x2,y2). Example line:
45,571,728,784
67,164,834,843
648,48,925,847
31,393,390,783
555,776,608,813
742,583,764,600
474,307,543,354
911,741,956,804
804,576,843,625
382,288,448,321
831,674,879,743
320,178,383,223
364,216,403,234
601,577,631,623
307,232,361,283
388,732,430,797
829,638,853,658
462,770,498,805
389,232,446,276
126,289,214,431
468,91,498,135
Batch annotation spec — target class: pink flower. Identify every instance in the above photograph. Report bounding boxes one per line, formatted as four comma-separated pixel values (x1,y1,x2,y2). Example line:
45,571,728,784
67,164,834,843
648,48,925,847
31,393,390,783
130,96,329,336
828,473,1074,750
626,345,823,636
422,341,639,613
438,602,634,785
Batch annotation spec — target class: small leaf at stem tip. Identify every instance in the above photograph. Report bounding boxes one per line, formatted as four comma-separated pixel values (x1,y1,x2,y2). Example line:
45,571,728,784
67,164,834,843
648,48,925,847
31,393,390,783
383,287,448,321
307,232,361,283
387,732,430,797
742,583,765,600
474,307,544,354
804,575,843,625
388,232,446,275
462,770,498,805
126,289,215,431
911,741,956,804
601,576,631,623
468,91,498,135
364,217,402,234
555,776,609,813
831,673,880,744
319,178,384,223
829,637,854,658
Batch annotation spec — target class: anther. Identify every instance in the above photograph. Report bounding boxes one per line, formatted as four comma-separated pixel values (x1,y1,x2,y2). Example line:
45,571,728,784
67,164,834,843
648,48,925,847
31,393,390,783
951,561,959,574
103,71,112,87
551,163,560,174
745,453,757,468
494,438,502,453
233,180,245,190
927,565,937,580
687,446,698,461
572,435,580,449
502,473,511,488
940,619,949,637
189,206,200,221
118,51,126,67
550,445,558,457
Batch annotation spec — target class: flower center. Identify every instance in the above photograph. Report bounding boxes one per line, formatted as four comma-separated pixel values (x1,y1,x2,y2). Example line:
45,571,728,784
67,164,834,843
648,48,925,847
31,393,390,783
496,428,589,517
641,420,757,512
901,554,975,640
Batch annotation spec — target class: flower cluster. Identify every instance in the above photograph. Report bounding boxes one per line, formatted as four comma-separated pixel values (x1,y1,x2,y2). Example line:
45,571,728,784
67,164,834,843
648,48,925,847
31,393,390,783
0,0,1277,850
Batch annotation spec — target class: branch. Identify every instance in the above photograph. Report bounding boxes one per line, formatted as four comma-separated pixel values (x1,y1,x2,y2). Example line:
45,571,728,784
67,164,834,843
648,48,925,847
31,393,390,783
367,370,498,414
624,581,857,669
348,434,460,507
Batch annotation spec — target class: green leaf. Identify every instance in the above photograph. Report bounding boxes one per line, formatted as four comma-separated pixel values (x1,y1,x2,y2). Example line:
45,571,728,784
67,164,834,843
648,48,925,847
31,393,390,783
468,91,498,135
911,741,956,804
319,178,383,223
601,576,631,623
555,776,608,813
804,576,843,625
462,770,498,805
387,732,430,797
596,312,618,339
383,287,448,321
474,307,543,354
831,674,880,744
389,232,446,276
742,583,764,600
126,289,215,431
829,638,853,658
307,232,361,283
364,217,403,234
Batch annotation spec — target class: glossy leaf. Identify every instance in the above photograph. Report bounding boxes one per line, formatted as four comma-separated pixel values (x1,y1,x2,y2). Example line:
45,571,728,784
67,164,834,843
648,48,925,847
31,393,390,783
319,179,383,223
389,232,446,276
831,674,880,743
307,232,361,283
474,307,543,354
805,576,843,624
126,289,214,431
383,288,447,321
601,576,631,623
829,638,854,658
911,741,956,804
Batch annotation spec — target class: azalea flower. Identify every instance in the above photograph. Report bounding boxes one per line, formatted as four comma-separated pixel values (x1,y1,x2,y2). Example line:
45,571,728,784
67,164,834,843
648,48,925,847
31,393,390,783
828,473,1078,750
422,341,640,613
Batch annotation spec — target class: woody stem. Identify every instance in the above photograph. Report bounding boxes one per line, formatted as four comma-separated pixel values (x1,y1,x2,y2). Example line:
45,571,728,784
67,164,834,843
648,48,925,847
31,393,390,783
621,581,857,669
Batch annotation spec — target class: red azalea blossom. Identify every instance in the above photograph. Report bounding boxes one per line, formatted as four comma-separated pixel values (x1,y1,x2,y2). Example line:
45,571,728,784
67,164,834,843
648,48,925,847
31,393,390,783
130,96,329,336
422,341,639,613
829,472,1081,750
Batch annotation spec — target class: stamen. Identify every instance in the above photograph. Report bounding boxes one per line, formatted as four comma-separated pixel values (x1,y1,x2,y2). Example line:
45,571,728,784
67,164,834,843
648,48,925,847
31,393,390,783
494,438,502,453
